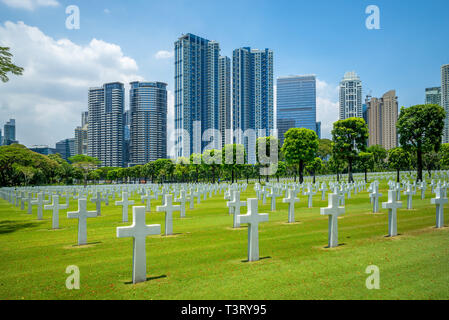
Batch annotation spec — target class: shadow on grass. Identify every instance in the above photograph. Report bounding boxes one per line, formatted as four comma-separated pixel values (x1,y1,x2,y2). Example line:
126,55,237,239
124,275,167,285
324,243,347,249
241,256,272,263
0,220,40,234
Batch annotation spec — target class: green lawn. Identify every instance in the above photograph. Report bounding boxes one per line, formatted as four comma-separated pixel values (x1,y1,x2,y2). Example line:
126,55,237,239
0,182,448,300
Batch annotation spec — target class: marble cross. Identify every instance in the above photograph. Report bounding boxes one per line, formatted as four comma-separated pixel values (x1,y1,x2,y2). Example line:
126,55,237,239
320,193,345,248
175,190,187,218
282,189,299,223
319,182,328,201
431,187,447,229
267,188,278,211
304,186,316,208
236,198,269,262
44,194,62,229
67,199,98,246
404,183,415,210
382,190,402,237
156,194,181,236
91,191,103,216
369,184,382,213
115,192,135,223
117,206,161,284
227,191,246,228
31,192,44,220
26,192,33,215
141,192,152,212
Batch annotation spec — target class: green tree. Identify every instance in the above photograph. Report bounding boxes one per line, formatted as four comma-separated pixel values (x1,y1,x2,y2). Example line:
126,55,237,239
366,145,387,171
189,153,203,183
332,117,369,183
282,128,319,183
357,152,374,182
202,149,222,183
328,155,345,182
388,147,411,182
440,143,449,169
317,139,332,160
68,154,101,187
256,136,280,183
397,104,445,182
222,144,246,183
306,157,323,184
0,47,24,83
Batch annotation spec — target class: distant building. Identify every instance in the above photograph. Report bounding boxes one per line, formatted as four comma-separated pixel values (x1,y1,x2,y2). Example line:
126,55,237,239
55,138,75,161
218,56,232,148
425,87,441,105
233,47,274,163
81,111,89,127
29,145,56,156
339,72,362,120
366,90,398,150
88,82,125,167
74,124,88,156
315,122,321,139
442,64,449,143
276,75,317,145
3,119,18,145
129,81,167,165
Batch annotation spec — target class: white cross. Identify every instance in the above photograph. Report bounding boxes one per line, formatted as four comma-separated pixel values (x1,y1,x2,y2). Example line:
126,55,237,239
304,186,316,208
115,192,135,223
117,206,161,284
236,198,269,262
267,188,278,211
91,191,103,216
320,183,328,201
431,187,447,229
156,194,181,236
67,199,98,246
369,184,382,213
26,192,33,215
141,191,152,212
31,192,44,220
175,190,187,218
404,184,415,210
44,194,61,229
320,193,345,248
227,191,246,228
382,190,402,237
282,189,299,223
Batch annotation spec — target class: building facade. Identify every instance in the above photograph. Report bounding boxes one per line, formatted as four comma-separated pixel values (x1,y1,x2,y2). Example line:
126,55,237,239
174,33,220,158
3,119,17,145
56,138,75,161
74,125,88,156
339,72,363,120
425,87,441,105
366,90,398,150
232,47,274,163
88,82,125,167
276,75,317,145
218,56,231,148
442,65,449,143
129,81,168,165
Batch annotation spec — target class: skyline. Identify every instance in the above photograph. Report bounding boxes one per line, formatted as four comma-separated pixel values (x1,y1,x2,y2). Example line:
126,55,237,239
0,0,448,151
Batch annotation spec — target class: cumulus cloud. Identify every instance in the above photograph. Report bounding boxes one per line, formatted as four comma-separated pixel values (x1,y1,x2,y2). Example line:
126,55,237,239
155,50,174,60
0,21,143,147
1,0,59,10
316,78,339,139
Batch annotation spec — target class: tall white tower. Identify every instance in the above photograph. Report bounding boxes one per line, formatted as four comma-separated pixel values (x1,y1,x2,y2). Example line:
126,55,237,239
339,71,363,120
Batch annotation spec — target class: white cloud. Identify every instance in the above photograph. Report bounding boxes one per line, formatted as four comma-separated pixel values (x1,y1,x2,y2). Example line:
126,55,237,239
104,8,111,14
1,0,59,10
316,78,339,139
155,50,174,60
0,21,143,147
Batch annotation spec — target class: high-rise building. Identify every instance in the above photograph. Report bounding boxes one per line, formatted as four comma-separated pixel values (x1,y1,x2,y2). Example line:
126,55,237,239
366,90,398,150
339,72,363,120
425,87,441,105
174,33,220,158
81,111,89,127
123,109,131,166
88,82,125,167
3,119,17,145
218,56,231,148
0,128,2,146
129,81,168,165
56,138,75,161
277,75,317,145
29,145,56,156
233,47,274,163
74,125,88,156
315,122,321,140
441,64,449,143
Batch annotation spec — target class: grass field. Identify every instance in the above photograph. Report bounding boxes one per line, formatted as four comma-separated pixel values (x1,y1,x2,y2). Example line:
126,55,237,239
0,181,448,300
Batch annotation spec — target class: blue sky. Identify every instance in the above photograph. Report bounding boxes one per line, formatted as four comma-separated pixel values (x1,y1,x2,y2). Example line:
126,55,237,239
0,0,448,147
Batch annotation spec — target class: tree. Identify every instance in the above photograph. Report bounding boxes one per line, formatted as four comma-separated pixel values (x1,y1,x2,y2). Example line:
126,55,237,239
317,139,332,160
366,145,387,171
68,154,101,187
282,128,318,183
306,157,323,184
256,136,280,182
222,144,246,183
175,157,190,182
397,104,445,182
357,152,374,182
388,147,411,182
0,47,24,83
189,153,203,183
202,149,222,183
440,144,449,169
332,117,369,183
328,155,345,182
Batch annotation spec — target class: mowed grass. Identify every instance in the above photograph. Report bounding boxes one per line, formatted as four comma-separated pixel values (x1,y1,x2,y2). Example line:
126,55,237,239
0,182,448,300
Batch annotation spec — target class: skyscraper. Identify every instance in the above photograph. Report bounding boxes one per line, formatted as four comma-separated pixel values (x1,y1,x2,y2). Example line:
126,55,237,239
174,33,220,158
339,72,363,120
75,111,88,156
218,56,231,148
129,81,168,165
366,90,398,150
56,138,75,161
3,119,17,145
277,75,317,145
441,64,449,143
425,87,441,105
233,47,274,163
88,82,124,167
